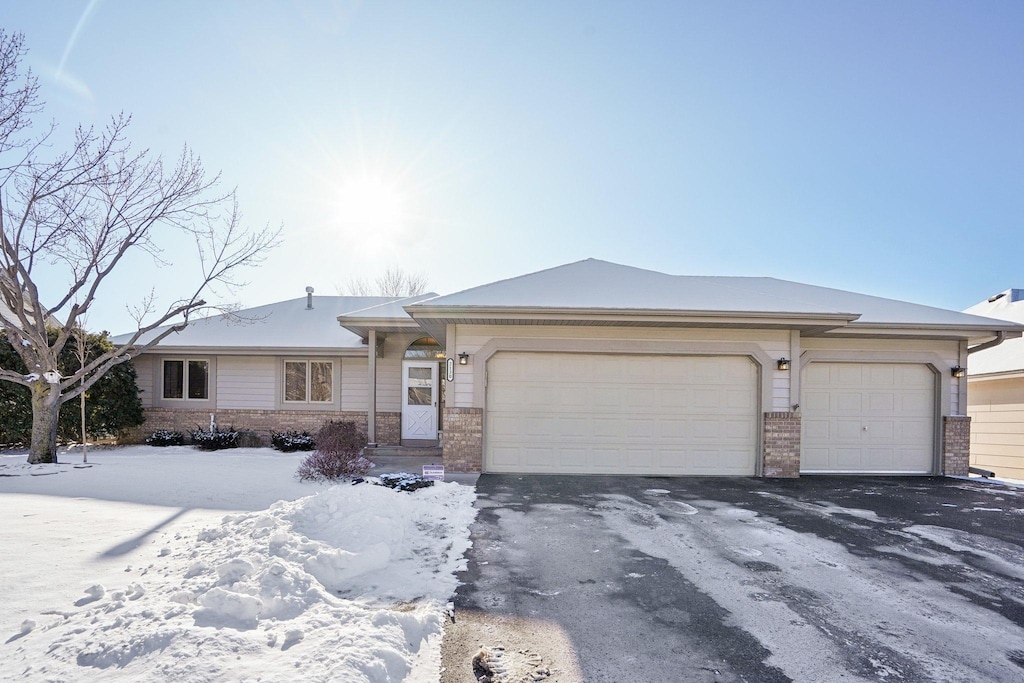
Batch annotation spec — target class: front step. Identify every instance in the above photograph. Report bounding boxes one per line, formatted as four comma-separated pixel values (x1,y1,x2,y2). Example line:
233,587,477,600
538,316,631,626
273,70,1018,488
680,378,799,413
367,445,442,458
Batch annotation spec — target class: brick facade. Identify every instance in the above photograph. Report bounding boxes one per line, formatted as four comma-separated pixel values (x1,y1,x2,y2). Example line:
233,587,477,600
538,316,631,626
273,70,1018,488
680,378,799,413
942,415,971,476
442,406,483,472
126,408,402,447
762,411,802,478
374,411,401,446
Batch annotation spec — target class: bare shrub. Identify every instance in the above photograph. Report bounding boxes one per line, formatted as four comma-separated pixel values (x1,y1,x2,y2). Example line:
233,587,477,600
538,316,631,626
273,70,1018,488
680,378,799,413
296,421,370,482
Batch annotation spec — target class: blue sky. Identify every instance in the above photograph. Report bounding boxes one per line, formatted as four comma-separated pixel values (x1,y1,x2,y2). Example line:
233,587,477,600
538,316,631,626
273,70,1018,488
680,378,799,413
6,1,1023,333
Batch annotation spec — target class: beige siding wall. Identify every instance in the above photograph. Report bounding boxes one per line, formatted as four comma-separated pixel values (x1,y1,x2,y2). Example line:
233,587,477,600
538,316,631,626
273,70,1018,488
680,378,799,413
217,356,276,410
448,325,791,410
134,355,154,408
341,357,369,412
135,345,408,418
376,332,425,412
968,377,1024,480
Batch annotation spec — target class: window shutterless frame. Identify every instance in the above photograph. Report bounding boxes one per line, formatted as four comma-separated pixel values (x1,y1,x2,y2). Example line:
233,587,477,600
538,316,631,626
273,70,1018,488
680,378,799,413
162,358,209,400
283,360,333,403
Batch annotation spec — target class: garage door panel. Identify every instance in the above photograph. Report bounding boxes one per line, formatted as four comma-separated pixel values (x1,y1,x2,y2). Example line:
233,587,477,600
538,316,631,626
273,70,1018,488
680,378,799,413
867,365,896,385
658,419,688,439
556,448,587,468
659,388,690,409
627,419,655,439
803,419,830,440
802,362,935,474
726,389,756,410
868,393,895,412
485,352,757,475
864,421,894,439
836,393,863,412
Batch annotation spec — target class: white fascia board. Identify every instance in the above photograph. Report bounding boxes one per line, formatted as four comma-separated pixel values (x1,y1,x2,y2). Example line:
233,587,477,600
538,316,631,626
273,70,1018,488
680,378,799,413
829,322,1024,344
967,370,1024,382
405,306,859,327
133,346,370,357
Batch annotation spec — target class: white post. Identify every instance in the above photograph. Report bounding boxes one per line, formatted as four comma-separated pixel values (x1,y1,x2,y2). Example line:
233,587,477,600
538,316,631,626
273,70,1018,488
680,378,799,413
367,329,377,445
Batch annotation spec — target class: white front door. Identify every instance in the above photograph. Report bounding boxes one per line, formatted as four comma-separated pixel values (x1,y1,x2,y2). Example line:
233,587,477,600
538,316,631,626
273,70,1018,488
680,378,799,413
402,361,438,440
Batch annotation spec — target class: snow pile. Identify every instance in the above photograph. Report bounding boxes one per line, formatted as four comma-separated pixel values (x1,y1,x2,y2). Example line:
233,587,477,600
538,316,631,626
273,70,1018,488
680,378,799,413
4,478,476,682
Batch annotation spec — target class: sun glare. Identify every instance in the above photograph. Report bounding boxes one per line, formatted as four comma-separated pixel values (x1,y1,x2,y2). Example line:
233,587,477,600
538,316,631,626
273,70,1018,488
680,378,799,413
336,178,406,230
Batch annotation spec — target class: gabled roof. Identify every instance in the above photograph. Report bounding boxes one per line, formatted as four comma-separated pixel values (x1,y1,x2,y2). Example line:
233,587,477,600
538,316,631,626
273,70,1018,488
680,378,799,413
963,289,1024,377
113,296,402,353
407,259,1020,343
337,293,438,338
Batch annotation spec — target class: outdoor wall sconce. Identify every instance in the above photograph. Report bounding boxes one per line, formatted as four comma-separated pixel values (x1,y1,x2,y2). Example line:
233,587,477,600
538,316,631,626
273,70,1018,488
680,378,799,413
458,352,469,366
777,358,790,371
951,365,966,378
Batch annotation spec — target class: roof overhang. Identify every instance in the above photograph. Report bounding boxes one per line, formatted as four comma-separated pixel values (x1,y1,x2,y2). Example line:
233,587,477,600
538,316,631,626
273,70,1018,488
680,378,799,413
336,317,426,340
404,306,863,345
404,306,1024,347
816,323,1024,345
967,369,1024,382
134,345,369,357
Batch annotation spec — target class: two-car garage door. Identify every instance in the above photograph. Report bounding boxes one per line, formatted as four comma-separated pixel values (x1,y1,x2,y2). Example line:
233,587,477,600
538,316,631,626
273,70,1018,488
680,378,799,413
485,352,758,475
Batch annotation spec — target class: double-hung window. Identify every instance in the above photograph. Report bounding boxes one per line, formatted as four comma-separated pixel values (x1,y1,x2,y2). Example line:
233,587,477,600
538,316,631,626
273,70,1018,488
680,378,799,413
284,360,333,403
163,359,209,400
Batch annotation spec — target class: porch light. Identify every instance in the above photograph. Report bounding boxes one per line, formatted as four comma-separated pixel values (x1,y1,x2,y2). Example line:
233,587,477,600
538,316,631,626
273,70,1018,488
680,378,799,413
777,358,790,371
951,365,966,378
458,352,469,366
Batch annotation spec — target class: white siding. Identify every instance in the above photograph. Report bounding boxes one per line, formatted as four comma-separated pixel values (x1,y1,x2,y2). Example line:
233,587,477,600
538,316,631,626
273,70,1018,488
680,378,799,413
450,325,790,410
341,358,368,411
217,356,276,409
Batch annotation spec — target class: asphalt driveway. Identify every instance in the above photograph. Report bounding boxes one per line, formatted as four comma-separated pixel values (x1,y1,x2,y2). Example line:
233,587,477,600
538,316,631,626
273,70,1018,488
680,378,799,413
441,475,1024,682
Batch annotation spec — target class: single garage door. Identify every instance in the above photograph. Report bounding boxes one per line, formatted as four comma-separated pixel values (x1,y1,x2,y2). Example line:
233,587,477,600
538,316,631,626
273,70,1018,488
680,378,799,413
485,352,758,475
801,362,936,474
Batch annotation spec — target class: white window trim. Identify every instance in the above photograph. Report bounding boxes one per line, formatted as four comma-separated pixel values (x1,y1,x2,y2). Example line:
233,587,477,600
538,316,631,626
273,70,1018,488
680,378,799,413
162,358,211,401
283,360,334,404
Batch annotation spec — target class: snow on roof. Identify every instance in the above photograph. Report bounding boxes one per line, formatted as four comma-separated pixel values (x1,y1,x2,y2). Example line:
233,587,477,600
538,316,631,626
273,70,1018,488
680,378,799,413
410,259,1015,329
963,289,1024,376
339,293,437,320
113,296,402,351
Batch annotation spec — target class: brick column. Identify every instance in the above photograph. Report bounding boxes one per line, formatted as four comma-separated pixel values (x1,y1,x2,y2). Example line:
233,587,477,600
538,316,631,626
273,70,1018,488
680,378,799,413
442,406,483,472
375,412,402,446
942,415,971,476
762,411,801,478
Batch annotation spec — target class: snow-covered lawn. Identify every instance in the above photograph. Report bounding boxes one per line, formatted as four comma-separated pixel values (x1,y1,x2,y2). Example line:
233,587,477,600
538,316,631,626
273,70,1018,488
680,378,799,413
0,446,477,682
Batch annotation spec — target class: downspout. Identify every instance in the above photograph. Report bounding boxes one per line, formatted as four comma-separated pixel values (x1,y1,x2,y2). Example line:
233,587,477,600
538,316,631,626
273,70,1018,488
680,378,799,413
967,331,1006,355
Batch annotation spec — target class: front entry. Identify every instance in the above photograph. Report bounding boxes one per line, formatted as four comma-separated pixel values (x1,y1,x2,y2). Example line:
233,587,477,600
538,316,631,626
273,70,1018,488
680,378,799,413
402,360,438,440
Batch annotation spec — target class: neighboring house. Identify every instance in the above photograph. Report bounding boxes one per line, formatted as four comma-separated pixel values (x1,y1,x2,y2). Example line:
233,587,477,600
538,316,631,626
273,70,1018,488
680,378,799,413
122,260,1021,478
962,289,1024,480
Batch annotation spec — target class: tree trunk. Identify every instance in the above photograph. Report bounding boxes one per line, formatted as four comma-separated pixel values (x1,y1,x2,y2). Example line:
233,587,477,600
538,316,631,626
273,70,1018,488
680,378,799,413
28,382,60,464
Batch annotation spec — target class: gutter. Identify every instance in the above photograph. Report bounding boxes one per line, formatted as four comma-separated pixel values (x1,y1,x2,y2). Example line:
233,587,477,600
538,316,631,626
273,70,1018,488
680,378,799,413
968,331,1006,355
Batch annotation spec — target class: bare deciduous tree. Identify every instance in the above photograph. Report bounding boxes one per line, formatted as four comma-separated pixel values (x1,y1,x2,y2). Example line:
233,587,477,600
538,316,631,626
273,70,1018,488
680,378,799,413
0,31,279,463
344,266,428,297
